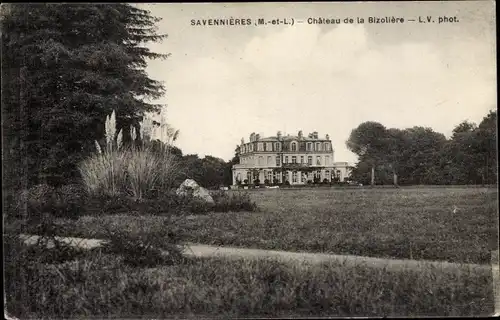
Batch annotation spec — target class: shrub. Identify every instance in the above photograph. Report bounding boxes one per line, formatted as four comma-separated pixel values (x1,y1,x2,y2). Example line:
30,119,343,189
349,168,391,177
79,110,180,200
13,184,87,221
211,190,258,212
101,222,186,267
264,179,270,186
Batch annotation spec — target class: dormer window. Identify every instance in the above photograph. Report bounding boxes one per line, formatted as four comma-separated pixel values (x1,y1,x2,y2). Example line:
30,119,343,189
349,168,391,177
315,142,321,151
291,142,297,151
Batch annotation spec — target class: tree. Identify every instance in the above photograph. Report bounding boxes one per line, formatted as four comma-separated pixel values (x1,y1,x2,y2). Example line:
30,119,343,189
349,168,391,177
1,4,168,189
475,110,497,185
346,122,387,186
399,127,447,185
224,145,241,186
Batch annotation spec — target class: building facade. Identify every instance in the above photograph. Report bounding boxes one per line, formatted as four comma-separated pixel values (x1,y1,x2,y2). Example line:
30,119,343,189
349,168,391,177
232,131,352,186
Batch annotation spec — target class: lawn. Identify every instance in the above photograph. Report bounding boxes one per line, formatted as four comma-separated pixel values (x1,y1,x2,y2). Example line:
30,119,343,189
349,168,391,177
37,186,498,264
4,240,494,318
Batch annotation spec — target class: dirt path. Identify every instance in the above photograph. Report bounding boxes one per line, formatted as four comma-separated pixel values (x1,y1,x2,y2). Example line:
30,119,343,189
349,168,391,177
18,233,494,274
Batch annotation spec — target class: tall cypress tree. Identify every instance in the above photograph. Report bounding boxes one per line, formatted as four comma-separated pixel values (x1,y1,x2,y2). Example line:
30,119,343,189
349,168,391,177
1,4,168,188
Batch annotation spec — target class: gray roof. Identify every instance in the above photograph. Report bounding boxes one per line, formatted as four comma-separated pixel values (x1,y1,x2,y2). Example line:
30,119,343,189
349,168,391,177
257,135,329,142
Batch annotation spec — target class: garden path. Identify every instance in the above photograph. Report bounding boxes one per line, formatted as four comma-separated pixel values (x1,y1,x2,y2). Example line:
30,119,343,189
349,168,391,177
18,234,496,274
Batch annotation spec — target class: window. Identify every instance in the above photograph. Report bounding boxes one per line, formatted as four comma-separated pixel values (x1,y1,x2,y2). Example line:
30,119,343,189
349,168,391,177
336,170,341,180
306,143,312,151
324,142,330,151
257,143,263,151
315,142,321,151
266,142,272,151
267,156,272,165
284,156,289,163
308,156,313,165
292,172,298,183
316,156,321,165
258,156,264,165
325,170,330,181
276,156,280,166
315,171,321,179
247,171,251,182
301,172,306,182
300,156,304,164
266,171,272,181
325,155,330,165
275,142,281,151
273,171,281,183
292,156,297,163
291,142,297,151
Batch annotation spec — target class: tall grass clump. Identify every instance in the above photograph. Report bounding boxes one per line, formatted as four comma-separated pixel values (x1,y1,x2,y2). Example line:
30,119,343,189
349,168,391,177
79,110,180,200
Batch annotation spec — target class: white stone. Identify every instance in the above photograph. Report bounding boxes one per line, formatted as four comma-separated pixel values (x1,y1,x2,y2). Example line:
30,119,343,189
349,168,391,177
176,179,214,204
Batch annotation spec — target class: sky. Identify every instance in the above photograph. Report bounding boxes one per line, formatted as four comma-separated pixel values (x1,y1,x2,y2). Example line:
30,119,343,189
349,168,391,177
139,1,496,163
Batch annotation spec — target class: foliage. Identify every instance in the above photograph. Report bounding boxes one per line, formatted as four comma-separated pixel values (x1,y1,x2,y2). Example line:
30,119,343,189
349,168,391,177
1,3,168,191
101,222,186,267
211,190,258,212
11,183,88,221
79,110,180,200
347,110,497,185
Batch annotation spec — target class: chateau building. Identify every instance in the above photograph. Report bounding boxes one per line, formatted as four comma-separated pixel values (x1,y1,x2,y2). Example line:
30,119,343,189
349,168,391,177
232,131,352,186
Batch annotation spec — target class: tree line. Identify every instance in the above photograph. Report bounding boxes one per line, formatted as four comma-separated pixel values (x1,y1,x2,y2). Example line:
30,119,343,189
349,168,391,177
346,110,497,186
2,4,496,199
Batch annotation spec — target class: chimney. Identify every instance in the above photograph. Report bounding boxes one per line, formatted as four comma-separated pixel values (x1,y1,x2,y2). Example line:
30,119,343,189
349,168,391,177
241,137,245,145
325,134,330,140
255,134,260,141
277,131,282,140
298,130,303,139
313,131,318,139
250,132,255,142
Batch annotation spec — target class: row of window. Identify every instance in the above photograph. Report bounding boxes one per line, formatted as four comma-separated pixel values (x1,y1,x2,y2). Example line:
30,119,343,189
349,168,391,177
243,170,342,183
241,141,331,154
241,155,331,166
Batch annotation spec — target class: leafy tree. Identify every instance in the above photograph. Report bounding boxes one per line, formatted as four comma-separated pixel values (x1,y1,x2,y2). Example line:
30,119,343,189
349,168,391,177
1,4,168,189
347,111,496,186
475,110,497,184
346,122,387,186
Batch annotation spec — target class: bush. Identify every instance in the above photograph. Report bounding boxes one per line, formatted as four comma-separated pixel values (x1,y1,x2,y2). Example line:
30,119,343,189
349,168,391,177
83,191,215,216
211,190,258,212
264,179,270,186
101,222,186,267
79,147,179,200
13,184,87,221
79,111,180,200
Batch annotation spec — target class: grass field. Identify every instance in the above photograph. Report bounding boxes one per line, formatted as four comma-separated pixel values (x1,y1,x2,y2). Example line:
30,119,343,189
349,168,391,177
5,247,494,318
39,186,498,264
5,186,498,318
